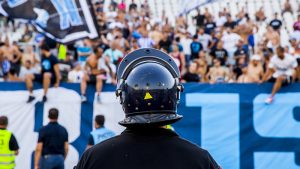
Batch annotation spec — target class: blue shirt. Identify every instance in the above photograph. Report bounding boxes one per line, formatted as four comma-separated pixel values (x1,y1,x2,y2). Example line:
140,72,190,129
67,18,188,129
88,127,115,145
103,48,123,64
190,41,203,55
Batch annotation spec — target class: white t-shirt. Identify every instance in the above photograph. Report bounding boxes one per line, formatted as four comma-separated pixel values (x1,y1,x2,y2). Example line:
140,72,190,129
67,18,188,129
68,70,84,83
216,16,227,27
138,37,154,48
221,33,241,52
18,66,38,80
269,54,298,78
181,37,192,55
198,34,211,51
290,30,300,41
106,11,117,23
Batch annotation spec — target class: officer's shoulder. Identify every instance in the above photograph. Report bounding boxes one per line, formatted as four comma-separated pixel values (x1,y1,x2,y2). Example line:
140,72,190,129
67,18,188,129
84,135,121,156
175,136,211,156
91,135,121,149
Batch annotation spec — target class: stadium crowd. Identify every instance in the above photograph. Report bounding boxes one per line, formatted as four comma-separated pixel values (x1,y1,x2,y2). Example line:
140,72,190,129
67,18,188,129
0,0,299,103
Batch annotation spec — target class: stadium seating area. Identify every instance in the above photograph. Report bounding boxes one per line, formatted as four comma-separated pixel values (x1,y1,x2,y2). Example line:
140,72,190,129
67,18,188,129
0,0,299,84
1,1,300,168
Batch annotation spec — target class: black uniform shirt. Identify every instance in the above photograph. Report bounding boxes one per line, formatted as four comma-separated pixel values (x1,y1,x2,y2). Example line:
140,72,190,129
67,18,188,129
75,128,220,169
0,128,19,151
38,122,68,156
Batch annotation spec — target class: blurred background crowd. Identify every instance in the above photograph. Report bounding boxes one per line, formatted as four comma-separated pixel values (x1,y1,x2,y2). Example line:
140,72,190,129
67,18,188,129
0,0,300,84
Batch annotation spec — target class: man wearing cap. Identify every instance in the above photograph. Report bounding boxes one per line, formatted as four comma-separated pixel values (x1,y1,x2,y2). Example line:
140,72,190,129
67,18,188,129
0,116,19,169
75,48,221,169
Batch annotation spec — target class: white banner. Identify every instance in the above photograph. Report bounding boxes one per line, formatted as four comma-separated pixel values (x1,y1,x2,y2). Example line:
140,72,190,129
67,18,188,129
0,88,124,169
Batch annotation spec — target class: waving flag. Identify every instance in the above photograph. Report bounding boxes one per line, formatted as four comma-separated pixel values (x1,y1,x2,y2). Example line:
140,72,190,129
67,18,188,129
0,0,99,43
177,0,218,15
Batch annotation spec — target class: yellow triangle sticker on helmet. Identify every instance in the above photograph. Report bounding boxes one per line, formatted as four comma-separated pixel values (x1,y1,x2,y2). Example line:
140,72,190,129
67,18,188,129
144,92,153,100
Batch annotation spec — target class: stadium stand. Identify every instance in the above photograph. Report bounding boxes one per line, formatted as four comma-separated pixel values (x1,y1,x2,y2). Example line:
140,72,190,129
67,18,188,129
1,1,300,169
0,0,299,87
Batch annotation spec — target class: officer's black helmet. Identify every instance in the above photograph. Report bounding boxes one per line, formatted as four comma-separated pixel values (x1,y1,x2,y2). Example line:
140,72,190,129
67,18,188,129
116,48,183,127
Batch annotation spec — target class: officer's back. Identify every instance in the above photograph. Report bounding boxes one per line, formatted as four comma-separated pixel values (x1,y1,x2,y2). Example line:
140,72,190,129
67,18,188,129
75,49,220,169
77,127,219,169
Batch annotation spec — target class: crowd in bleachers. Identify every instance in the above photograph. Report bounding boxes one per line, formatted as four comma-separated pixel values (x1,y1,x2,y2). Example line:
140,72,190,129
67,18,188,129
0,0,300,88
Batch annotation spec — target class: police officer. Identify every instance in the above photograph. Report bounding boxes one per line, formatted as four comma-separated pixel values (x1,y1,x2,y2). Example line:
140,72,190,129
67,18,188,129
0,116,19,169
75,48,221,169
34,108,69,169
86,115,115,149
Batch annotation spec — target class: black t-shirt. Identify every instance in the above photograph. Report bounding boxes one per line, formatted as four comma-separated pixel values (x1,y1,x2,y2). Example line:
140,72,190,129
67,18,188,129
210,48,228,59
129,3,137,11
193,14,205,26
224,21,237,29
183,72,200,82
75,128,220,169
210,48,228,65
270,19,282,30
38,122,68,156
41,54,58,75
210,37,219,50
204,22,216,34
158,39,172,52
234,48,248,58
0,128,19,151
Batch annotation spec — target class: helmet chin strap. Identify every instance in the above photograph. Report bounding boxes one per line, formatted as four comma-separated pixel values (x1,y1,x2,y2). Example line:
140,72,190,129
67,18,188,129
116,79,125,104
175,78,184,102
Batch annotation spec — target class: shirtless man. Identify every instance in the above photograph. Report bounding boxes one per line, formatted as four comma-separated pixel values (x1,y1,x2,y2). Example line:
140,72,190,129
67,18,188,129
247,54,264,82
149,24,163,46
1,38,22,73
80,47,107,103
195,58,208,82
264,26,280,50
207,58,229,83
237,65,253,83
255,7,266,22
1,37,15,61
